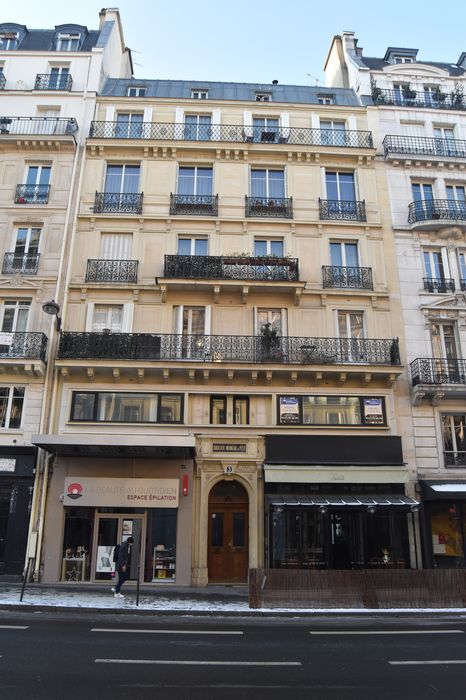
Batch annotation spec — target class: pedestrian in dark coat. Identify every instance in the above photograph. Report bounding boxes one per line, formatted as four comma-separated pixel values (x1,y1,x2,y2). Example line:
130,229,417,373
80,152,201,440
111,536,134,597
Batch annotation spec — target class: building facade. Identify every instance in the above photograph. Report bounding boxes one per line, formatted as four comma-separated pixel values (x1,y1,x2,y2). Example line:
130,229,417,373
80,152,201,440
326,33,466,570
33,74,418,585
0,9,131,577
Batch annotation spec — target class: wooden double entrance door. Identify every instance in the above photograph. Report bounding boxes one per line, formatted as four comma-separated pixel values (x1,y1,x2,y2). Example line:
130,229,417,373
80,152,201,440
208,480,249,583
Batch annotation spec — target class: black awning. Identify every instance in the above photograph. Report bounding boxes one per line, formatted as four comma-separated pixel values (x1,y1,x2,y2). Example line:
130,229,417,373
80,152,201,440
265,434,404,466
267,494,419,508
420,480,466,501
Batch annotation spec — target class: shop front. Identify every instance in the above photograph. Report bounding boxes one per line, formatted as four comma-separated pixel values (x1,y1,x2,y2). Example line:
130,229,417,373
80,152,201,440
0,447,36,577
264,435,419,570
420,480,466,569
33,434,194,584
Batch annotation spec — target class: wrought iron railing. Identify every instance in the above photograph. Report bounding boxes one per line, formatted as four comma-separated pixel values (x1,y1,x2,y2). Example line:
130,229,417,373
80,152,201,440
322,266,373,289
372,88,466,111
319,199,366,221
0,73,5,90
423,277,455,293
408,199,466,224
2,253,40,275
245,196,293,218
383,134,466,159
86,259,139,283
14,184,50,204
461,279,466,292
0,116,78,136
411,358,466,385
58,332,400,365
0,332,47,361
163,255,299,281
169,194,218,216
34,73,73,91
94,192,143,214
444,451,466,467
89,121,374,148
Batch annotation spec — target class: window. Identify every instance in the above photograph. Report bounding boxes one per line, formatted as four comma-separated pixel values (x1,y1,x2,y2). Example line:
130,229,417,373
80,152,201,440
326,172,356,202
330,241,359,267
278,395,385,426
0,387,24,428
458,251,466,283
191,90,208,100
337,310,365,362
100,233,132,260
48,66,70,90
252,117,279,143
173,305,207,359
411,182,433,203
318,95,334,105
91,305,123,333
55,33,80,51
234,397,249,425
184,114,212,141
70,392,183,423
256,308,285,336
394,56,413,63
423,249,449,290
251,169,285,199
115,113,144,139
1,300,30,333
442,415,466,466
178,166,213,195
177,238,208,255
211,396,227,424
0,33,18,50
127,86,146,97
255,93,271,102
431,323,458,360
14,227,41,256
320,120,346,146
209,396,249,425
446,185,466,203
19,165,51,203
254,239,284,257
104,164,140,194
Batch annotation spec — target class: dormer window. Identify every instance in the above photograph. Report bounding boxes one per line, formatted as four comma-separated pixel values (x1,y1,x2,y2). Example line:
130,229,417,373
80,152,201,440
191,89,208,99
318,95,334,105
55,33,81,51
394,56,414,63
0,32,18,50
255,93,271,102
127,86,146,97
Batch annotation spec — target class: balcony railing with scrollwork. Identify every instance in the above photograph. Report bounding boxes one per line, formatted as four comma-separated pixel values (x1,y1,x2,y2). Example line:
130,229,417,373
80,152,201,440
245,196,293,218
322,265,373,290
0,332,47,361
94,192,143,214
444,451,466,467
383,134,466,159
372,88,466,111
0,116,78,136
15,184,50,204
2,253,40,275
163,255,299,281
423,277,455,293
461,279,466,292
169,194,218,216
86,259,139,283
34,73,73,91
0,73,5,90
319,198,366,221
58,332,400,366
89,121,373,148
411,358,466,386
408,199,466,225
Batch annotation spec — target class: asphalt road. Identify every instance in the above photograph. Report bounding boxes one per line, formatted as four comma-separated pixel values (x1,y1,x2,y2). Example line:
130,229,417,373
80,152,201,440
1,610,466,699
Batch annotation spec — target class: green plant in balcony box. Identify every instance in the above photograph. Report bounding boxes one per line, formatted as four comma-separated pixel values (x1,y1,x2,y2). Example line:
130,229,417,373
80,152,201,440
402,86,416,100
432,88,446,103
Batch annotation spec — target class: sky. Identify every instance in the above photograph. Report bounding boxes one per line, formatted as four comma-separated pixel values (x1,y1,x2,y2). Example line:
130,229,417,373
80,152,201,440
5,0,466,86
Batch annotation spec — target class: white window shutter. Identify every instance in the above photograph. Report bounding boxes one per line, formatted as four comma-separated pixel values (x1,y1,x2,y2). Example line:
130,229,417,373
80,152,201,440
347,115,357,132
105,106,115,123
280,112,290,141
320,166,327,197
243,110,253,140
281,308,288,335
143,106,152,123
311,112,320,129
174,107,184,139
204,305,211,334
212,108,221,140
85,303,95,331
122,303,134,332
173,305,183,334
100,234,132,260
441,248,450,277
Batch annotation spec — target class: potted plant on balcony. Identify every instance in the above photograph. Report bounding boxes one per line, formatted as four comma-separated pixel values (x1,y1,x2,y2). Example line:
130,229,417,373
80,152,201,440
402,86,417,101
432,87,447,103
259,322,281,361
0,117,12,134
450,82,464,108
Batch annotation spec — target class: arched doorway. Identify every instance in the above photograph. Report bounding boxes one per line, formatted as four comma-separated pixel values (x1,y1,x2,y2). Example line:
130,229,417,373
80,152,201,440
208,480,249,583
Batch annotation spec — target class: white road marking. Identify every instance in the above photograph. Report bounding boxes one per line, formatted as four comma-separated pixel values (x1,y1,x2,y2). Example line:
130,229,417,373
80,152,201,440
390,660,466,666
310,630,464,635
0,625,29,630
91,628,243,635
96,659,302,666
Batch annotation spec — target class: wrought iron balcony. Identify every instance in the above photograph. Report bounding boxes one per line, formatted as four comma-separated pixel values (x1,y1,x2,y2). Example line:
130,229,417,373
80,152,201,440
423,277,455,293
411,358,466,386
15,184,50,204
2,253,40,275
461,279,466,292
319,198,366,221
94,192,143,214
383,134,466,159
372,88,465,111
0,73,5,90
408,199,466,225
163,255,299,281
58,332,400,366
444,451,466,467
322,265,373,290
34,73,73,91
89,121,374,148
86,259,139,283
0,116,78,136
0,332,47,361
169,194,218,216
245,196,293,218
